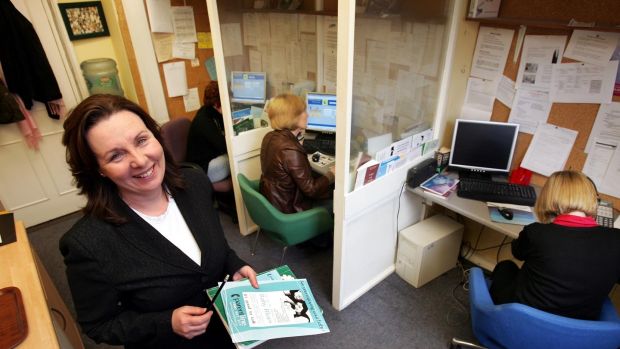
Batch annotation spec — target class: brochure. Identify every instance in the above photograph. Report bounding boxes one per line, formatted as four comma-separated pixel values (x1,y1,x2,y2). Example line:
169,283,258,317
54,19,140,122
419,173,459,196
207,265,296,348
487,202,536,225
221,278,329,343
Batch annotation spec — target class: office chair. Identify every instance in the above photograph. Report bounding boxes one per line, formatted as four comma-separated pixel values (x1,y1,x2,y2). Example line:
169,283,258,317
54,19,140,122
160,117,236,219
237,173,333,264
468,267,620,349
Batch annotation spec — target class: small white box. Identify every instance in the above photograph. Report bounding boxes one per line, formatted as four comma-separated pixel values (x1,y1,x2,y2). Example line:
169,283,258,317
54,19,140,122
468,0,501,18
396,214,463,288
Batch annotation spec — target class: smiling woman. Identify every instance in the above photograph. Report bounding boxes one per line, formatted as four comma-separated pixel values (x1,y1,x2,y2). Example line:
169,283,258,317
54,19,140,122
59,94,259,349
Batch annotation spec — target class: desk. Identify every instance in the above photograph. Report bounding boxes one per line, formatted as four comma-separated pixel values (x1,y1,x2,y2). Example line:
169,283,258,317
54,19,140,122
0,221,84,349
408,186,526,271
409,186,524,239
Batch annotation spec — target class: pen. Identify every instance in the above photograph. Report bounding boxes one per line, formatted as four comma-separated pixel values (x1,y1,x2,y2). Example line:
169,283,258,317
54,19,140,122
205,274,229,312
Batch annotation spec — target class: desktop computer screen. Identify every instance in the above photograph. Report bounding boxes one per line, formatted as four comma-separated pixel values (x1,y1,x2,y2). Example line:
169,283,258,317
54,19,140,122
449,119,519,173
306,92,336,132
230,71,266,104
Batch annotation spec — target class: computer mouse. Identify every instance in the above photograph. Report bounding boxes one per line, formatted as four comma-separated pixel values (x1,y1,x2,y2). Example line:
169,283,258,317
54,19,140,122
498,208,514,220
312,152,321,162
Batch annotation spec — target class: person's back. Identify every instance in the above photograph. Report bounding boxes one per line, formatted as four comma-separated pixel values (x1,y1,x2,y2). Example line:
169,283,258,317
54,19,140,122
260,129,330,213
185,81,229,183
490,170,620,320
186,105,226,170
513,222,620,320
258,94,333,214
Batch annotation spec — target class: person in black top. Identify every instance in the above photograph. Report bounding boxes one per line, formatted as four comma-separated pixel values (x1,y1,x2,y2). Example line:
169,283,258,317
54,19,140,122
489,170,620,320
186,81,230,182
60,94,258,348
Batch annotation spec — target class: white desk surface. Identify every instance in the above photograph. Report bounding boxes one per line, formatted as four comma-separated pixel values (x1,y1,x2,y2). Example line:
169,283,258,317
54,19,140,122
408,186,524,239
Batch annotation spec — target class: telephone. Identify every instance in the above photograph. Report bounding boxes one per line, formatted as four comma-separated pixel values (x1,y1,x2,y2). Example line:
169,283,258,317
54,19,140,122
596,200,615,228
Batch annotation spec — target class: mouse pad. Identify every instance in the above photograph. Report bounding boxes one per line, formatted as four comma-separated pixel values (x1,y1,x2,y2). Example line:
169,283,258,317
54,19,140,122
488,206,536,225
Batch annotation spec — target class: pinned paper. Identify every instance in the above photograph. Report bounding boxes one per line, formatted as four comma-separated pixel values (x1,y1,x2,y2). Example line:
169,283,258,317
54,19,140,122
521,123,578,177
204,57,217,81
183,87,200,112
152,33,174,62
146,0,173,33
197,32,213,49
162,61,188,97
172,6,197,43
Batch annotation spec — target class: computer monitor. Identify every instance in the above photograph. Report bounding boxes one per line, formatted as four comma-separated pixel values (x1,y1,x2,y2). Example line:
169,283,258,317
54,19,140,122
230,71,266,104
305,92,336,133
449,119,519,174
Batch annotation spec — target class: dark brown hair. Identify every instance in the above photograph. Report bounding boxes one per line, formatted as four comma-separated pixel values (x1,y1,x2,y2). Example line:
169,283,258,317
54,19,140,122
203,81,221,108
62,94,184,224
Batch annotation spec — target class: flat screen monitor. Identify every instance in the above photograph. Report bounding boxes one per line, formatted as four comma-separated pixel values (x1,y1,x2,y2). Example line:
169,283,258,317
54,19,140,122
305,92,336,133
230,71,266,104
449,119,519,173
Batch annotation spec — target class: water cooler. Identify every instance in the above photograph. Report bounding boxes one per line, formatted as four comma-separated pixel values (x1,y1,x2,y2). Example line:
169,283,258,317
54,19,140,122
396,214,463,288
80,58,124,96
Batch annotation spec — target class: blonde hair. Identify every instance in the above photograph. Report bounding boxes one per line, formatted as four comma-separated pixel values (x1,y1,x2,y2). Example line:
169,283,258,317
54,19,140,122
534,170,598,223
267,94,306,130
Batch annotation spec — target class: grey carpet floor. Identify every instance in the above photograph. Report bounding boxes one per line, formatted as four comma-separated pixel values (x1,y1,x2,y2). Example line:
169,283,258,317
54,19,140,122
27,211,475,349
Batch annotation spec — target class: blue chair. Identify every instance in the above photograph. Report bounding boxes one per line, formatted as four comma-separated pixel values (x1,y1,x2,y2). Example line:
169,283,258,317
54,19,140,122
468,267,620,349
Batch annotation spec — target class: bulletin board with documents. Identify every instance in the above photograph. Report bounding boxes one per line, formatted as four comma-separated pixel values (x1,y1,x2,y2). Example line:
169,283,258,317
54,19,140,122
463,0,620,209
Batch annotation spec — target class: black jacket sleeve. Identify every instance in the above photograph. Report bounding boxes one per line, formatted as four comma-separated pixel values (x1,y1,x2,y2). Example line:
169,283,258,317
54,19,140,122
60,233,174,346
511,225,532,261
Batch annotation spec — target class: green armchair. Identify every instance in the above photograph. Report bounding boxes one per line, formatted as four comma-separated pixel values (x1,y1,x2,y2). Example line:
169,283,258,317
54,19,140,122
237,174,333,264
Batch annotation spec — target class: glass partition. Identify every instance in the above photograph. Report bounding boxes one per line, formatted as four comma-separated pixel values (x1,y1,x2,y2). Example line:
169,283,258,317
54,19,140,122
348,1,454,192
216,1,333,134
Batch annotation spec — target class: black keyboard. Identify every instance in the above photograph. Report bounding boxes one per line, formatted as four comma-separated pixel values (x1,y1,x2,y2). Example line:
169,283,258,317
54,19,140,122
457,178,537,206
303,137,336,155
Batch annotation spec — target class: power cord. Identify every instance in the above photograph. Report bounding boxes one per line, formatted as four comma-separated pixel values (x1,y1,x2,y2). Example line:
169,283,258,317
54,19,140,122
396,181,406,233
461,225,485,259
496,236,509,263
446,261,471,326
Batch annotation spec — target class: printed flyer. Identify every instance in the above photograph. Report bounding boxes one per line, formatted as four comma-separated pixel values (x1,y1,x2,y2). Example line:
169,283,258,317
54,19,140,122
221,278,330,343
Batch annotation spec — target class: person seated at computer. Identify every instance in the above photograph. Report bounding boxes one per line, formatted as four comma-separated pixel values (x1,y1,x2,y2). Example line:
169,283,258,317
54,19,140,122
259,93,334,213
186,81,229,182
489,170,620,320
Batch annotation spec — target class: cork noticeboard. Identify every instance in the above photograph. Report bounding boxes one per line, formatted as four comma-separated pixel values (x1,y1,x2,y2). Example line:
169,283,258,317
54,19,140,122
147,0,214,121
470,0,620,209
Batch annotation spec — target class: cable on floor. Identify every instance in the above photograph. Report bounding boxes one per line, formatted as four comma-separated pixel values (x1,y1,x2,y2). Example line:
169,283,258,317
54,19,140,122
445,261,472,326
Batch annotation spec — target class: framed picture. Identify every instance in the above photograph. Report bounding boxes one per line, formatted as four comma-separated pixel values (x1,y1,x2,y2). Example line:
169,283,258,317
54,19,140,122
58,1,109,41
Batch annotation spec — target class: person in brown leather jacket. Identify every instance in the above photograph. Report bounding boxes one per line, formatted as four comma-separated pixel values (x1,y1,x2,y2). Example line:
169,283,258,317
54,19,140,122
259,94,335,213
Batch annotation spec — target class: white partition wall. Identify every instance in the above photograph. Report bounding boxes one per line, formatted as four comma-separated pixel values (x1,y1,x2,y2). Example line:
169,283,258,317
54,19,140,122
206,0,462,310
332,0,461,309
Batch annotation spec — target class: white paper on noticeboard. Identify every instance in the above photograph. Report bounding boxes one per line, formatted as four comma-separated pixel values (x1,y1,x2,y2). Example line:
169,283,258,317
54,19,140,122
564,30,620,65
146,0,173,33
162,61,188,97
521,123,578,177
470,27,514,81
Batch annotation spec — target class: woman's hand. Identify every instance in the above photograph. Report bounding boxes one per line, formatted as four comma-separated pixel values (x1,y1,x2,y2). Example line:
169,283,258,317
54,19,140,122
171,306,212,339
326,166,336,183
233,265,259,288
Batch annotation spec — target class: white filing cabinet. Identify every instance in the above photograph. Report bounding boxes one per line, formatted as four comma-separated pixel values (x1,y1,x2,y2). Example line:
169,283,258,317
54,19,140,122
396,214,463,288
